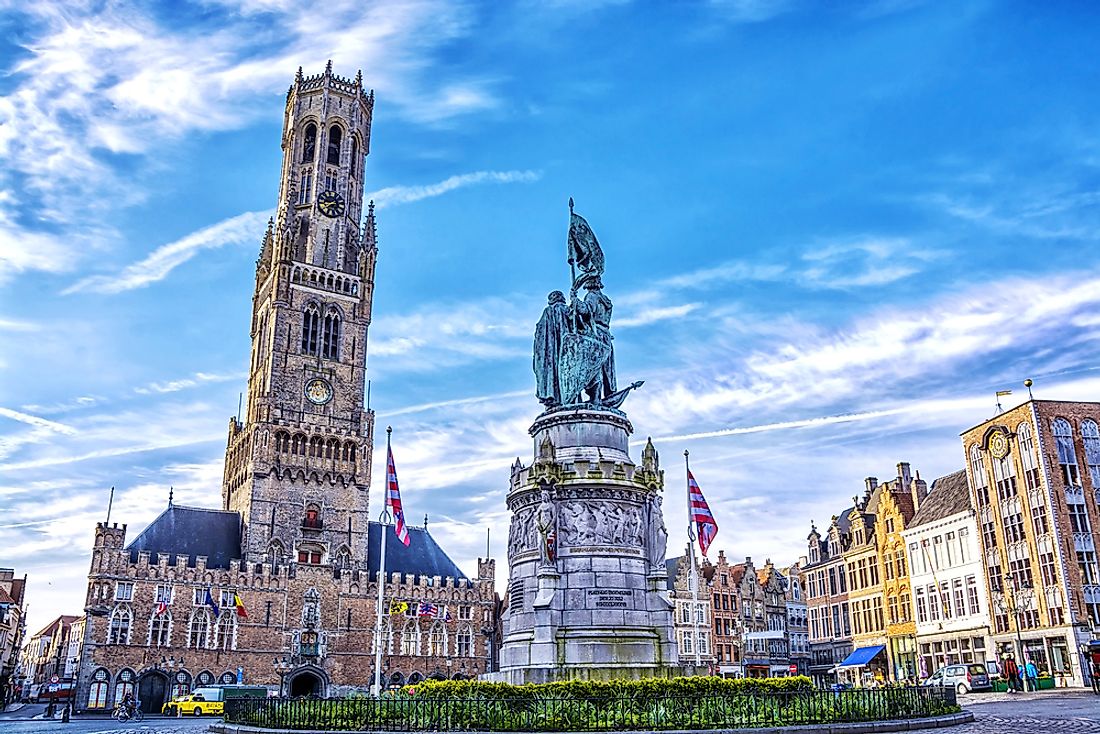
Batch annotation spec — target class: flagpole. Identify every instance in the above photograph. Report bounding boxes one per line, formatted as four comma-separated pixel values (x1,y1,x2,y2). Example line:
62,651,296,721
685,450,701,669
373,426,394,697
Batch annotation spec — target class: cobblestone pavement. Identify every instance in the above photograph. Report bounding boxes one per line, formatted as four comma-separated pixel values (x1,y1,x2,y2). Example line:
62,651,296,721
0,715,210,734
957,689,1099,733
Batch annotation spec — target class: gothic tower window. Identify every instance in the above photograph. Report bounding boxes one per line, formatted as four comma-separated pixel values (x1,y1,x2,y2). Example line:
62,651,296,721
189,609,212,648
302,123,317,163
322,309,341,359
298,169,313,205
970,444,990,506
1053,418,1080,486
215,615,236,650
108,606,132,644
268,541,284,568
302,304,320,355
327,125,342,165
1017,422,1041,490
148,611,171,647
350,137,359,179
1082,419,1100,486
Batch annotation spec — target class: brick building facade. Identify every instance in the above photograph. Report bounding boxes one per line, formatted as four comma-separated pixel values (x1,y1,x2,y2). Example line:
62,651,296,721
961,399,1100,686
72,65,498,714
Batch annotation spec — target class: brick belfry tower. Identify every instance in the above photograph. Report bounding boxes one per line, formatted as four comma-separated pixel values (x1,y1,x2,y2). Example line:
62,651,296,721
222,62,377,567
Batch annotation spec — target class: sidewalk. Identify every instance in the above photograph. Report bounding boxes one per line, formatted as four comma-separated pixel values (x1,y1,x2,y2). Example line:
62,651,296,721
960,687,1097,706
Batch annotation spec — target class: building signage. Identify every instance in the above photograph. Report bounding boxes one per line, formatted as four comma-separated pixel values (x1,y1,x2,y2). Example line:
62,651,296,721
587,589,630,609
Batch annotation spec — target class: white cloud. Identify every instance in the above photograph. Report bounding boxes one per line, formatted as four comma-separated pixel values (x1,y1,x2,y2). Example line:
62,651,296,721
133,371,246,396
0,407,76,435
368,170,541,209
64,211,272,294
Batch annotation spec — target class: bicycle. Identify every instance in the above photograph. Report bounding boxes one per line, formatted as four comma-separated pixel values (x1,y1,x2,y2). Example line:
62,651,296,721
112,704,145,722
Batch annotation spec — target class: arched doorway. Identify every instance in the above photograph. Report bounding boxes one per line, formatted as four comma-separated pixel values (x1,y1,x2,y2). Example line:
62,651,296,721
137,672,169,714
288,669,324,698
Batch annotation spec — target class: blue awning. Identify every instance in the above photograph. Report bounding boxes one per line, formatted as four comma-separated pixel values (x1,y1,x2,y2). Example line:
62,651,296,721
837,645,886,668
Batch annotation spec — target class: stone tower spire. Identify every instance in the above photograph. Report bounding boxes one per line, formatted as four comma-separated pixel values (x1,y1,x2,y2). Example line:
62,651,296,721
222,66,377,567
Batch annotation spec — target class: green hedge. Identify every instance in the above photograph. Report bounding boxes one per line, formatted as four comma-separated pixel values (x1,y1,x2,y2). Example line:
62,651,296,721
226,676,961,731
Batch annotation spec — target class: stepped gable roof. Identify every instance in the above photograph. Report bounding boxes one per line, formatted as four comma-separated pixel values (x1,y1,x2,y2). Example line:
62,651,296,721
126,505,242,569
909,470,971,528
366,522,468,583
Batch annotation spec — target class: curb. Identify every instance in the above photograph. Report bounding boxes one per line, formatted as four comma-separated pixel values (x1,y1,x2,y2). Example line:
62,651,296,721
208,711,975,734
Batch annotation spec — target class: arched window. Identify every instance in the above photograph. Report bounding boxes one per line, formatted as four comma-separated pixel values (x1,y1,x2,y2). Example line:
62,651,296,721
456,626,473,657
401,620,420,656
302,304,320,355
297,169,313,205
148,610,171,647
215,615,235,651
295,434,307,455
429,622,447,656
219,672,236,685
196,671,216,688
1082,419,1100,487
108,606,132,645
310,436,323,457
1017,422,1041,490
189,610,212,649
113,669,134,707
326,439,337,459
327,125,342,165
969,445,990,506
991,442,1017,502
87,668,110,709
322,310,341,360
1053,418,1080,486
373,618,393,654
351,138,359,178
335,548,351,569
301,123,317,163
171,671,192,700
268,542,284,568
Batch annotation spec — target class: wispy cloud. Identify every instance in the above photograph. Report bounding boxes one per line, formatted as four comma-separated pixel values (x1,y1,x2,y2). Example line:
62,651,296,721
369,170,541,209
64,211,271,295
133,371,245,396
0,408,77,436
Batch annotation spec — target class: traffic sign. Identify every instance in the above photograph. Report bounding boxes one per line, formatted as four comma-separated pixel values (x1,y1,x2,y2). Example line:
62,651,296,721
49,674,60,684
788,664,797,674
48,684,59,692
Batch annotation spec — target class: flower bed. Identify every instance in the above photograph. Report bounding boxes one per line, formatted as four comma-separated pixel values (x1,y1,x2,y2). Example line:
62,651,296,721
224,677,960,731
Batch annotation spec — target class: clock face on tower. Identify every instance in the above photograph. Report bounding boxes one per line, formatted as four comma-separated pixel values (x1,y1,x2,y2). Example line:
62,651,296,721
305,378,333,405
989,431,1010,459
317,190,345,218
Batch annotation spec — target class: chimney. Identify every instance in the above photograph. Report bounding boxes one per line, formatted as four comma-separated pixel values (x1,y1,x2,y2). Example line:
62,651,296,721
897,462,911,487
911,476,928,513
865,477,878,494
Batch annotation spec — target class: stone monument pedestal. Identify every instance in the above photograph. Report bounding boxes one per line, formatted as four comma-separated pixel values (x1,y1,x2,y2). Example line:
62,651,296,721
496,407,679,683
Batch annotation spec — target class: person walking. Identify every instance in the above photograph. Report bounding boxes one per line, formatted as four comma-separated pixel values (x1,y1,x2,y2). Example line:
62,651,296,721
1002,655,1020,694
1023,659,1038,692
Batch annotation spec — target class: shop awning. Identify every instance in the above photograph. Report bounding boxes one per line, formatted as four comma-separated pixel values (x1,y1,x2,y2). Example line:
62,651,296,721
837,645,886,669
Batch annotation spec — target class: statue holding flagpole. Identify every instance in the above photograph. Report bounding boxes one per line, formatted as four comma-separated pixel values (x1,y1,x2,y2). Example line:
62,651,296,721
533,199,643,411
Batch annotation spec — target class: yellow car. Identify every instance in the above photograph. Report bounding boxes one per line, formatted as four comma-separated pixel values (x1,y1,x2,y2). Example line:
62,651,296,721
162,689,223,716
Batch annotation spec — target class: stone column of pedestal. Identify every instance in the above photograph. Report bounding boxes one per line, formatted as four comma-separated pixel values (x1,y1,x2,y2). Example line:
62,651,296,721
497,407,679,683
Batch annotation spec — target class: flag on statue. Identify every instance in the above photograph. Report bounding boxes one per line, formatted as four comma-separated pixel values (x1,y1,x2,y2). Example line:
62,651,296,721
688,470,718,556
234,593,248,619
386,443,411,546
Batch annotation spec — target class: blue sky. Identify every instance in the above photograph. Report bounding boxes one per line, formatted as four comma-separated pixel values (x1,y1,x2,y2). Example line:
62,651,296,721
3,0,1100,635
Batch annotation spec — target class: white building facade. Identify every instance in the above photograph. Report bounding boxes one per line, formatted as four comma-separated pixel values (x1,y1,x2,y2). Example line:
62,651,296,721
901,470,993,678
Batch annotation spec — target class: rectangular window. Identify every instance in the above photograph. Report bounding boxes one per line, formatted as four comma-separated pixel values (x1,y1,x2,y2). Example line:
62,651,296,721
1008,556,1033,589
945,533,956,567
193,588,206,606
156,585,172,604
958,528,970,563
1039,547,1059,586
1069,502,1092,533
952,579,966,617
965,575,980,616
982,518,998,550
220,590,234,608
1078,550,1100,585
1002,502,1026,544
928,585,940,622
1030,494,1050,536
115,582,134,601
900,591,911,622
458,605,471,620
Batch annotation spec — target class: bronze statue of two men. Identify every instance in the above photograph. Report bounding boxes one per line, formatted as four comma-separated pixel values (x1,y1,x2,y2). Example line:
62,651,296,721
533,201,641,411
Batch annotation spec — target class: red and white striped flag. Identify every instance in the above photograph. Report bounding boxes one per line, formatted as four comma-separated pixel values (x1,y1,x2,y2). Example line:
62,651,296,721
688,470,718,556
386,444,411,546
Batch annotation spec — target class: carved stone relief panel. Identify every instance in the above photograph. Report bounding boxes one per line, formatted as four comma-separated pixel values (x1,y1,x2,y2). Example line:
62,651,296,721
558,500,644,547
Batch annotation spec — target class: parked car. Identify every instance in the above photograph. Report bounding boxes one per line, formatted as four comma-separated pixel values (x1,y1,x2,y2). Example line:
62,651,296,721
922,663,992,694
162,685,267,716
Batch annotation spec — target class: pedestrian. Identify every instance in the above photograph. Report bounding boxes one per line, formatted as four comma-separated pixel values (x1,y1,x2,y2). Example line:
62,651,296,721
1002,655,1020,694
1023,659,1038,692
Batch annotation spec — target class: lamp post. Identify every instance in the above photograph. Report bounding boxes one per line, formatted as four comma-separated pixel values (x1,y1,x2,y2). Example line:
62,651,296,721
993,573,1033,669
272,657,291,698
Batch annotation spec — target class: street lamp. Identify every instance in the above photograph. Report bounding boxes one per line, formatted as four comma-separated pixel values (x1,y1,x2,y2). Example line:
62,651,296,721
993,573,1033,666
272,657,292,697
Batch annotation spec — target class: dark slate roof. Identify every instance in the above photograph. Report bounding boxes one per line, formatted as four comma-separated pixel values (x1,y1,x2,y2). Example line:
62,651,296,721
909,470,971,528
126,505,242,568
366,522,469,584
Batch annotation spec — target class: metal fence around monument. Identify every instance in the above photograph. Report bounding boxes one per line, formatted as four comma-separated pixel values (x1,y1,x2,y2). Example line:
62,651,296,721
223,686,957,731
